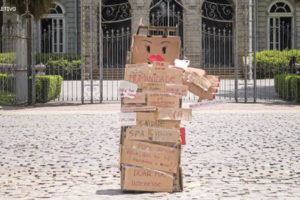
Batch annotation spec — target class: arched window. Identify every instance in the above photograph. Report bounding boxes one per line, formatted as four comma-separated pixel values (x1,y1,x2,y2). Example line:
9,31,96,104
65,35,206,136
268,1,293,50
40,3,65,53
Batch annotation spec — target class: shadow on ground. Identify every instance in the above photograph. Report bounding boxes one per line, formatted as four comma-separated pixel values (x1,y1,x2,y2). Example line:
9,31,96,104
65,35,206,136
95,189,151,196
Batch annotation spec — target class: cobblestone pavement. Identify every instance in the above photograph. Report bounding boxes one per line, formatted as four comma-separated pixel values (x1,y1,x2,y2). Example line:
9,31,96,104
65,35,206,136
0,105,300,200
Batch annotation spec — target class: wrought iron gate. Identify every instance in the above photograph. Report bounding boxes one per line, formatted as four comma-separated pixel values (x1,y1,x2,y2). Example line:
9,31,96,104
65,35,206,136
201,0,235,101
150,0,184,53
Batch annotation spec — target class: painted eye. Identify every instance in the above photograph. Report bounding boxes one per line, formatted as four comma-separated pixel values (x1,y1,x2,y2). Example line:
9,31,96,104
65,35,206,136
162,46,166,54
147,46,151,53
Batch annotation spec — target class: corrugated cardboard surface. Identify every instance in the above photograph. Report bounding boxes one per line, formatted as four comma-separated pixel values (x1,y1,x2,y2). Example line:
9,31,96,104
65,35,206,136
125,126,180,143
147,93,180,108
136,112,180,129
124,64,183,89
157,108,192,121
121,140,180,173
123,93,146,104
131,35,181,65
121,166,174,192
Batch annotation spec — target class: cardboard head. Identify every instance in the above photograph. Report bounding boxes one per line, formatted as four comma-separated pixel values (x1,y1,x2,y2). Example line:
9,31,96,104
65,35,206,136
131,34,181,64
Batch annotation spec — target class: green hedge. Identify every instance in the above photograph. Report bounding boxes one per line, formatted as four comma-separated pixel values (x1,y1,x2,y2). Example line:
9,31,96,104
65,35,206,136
36,53,81,80
256,50,300,79
0,91,15,105
0,74,63,105
0,73,14,92
35,75,63,103
0,53,16,64
275,74,300,103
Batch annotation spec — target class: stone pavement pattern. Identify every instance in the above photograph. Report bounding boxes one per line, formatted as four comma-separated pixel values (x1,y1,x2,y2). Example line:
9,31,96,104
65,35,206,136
0,109,300,199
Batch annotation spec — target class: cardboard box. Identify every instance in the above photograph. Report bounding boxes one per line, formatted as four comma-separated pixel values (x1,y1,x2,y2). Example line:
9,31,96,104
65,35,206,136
147,93,180,108
121,166,174,192
125,126,180,143
123,93,146,104
131,34,181,65
157,108,192,121
136,112,181,129
121,140,180,173
125,63,183,88
185,82,215,101
165,84,188,97
143,82,166,93
121,105,157,112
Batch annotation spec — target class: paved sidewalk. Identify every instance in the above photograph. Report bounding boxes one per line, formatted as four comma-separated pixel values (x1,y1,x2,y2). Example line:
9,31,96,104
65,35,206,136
0,103,300,199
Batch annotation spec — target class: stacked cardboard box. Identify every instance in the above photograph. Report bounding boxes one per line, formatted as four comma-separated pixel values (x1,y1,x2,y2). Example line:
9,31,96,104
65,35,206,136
119,31,220,193
120,61,188,192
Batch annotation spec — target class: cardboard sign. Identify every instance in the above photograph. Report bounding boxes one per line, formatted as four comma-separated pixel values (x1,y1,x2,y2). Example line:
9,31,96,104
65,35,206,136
152,61,169,71
119,112,137,126
124,65,151,88
147,93,180,108
186,82,215,101
126,126,149,141
131,34,181,65
125,65,182,88
119,81,138,98
149,127,180,143
121,140,180,173
125,126,180,143
157,108,192,121
189,74,212,91
185,67,206,77
123,93,146,104
206,75,221,83
143,82,166,93
136,112,180,129
121,105,157,113
126,63,148,68
166,84,188,96
122,166,174,192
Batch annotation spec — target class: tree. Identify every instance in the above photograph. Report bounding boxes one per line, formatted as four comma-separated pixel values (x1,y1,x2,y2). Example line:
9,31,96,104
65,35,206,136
7,0,55,20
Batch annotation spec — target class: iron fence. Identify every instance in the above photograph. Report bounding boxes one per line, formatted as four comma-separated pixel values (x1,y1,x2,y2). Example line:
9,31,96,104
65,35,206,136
0,25,19,105
33,28,82,103
102,27,131,101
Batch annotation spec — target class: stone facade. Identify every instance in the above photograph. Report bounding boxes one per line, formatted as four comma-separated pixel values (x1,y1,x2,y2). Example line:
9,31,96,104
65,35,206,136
257,0,300,50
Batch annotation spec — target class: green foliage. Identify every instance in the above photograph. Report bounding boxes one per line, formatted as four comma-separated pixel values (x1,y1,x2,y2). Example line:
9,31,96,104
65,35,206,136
0,74,63,105
35,53,81,64
256,50,300,79
275,74,300,103
0,91,15,105
0,53,16,64
36,53,81,80
291,76,300,102
0,73,14,92
35,75,63,103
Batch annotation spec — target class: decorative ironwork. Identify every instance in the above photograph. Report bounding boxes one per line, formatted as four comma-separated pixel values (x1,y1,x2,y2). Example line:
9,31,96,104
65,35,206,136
149,0,184,52
102,1,131,24
202,0,234,23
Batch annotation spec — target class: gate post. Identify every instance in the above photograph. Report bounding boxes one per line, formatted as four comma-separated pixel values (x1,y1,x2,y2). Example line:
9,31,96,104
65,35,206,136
99,0,103,103
15,20,28,105
234,0,239,103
